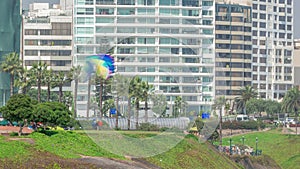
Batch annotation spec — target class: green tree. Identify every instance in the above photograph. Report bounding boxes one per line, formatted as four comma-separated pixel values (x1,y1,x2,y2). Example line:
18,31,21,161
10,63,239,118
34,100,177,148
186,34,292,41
86,76,92,118
130,76,143,129
281,87,300,135
265,100,281,118
174,96,187,117
246,98,266,117
140,81,154,122
52,72,70,103
29,62,48,102
112,74,130,129
43,69,55,101
27,88,58,103
150,94,167,117
0,52,22,96
102,99,115,117
94,76,112,118
0,94,36,136
212,96,226,149
14,67,32,94
235,85,258,114
62,91,73,110
33,102,72,128
68,65,82,118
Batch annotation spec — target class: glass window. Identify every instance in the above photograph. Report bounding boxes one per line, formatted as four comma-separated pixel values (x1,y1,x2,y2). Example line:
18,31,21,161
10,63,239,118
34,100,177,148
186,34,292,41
202,1,213,6
137,0,154,5
159,0,179,6
118,8,135,15
96,17,114,23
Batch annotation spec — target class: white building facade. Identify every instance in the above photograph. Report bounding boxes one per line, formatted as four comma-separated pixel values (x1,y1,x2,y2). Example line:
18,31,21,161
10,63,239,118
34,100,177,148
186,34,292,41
252,0,293,100
73,0,216,117
23,3,73,92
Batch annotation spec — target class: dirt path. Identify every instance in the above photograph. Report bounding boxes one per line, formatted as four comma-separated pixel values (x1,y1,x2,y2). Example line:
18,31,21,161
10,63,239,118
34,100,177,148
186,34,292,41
78,156,160,169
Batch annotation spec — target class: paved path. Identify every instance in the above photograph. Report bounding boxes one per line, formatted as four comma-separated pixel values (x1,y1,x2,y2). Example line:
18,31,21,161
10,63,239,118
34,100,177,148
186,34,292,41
0,126,33,134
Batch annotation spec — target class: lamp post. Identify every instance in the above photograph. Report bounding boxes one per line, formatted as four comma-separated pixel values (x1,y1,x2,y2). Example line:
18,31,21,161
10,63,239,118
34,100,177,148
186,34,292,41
241,136,245,145
255,137,258,156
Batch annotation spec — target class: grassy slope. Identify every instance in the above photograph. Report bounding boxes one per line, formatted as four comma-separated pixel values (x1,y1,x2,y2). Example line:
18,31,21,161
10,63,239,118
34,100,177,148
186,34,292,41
29,131,124,159
0,131,241,169
147,135,240,169
0,136,31,158
220,129,300,169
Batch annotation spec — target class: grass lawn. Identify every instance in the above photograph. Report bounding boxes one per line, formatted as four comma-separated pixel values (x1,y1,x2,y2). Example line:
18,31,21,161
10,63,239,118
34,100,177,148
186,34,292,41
219,129,300,169
0,136,31,159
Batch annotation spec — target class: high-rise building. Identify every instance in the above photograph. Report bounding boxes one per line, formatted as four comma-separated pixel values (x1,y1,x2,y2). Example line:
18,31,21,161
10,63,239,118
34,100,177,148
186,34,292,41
252,0,293,100
215,0,252,101
73,0,215,117
23,3,73,93
0,0,21,106
294,39,300,86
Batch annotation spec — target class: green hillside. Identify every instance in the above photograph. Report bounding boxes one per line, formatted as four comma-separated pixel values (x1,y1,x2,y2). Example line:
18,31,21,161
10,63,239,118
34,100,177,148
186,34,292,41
221,129,300,169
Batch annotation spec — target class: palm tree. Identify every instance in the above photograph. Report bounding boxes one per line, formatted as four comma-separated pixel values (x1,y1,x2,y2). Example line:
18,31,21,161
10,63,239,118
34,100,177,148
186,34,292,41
235,85,258,114
281,87,300,135
0,52,22,96
94,76,105,118
29,62,48,102
140,81,154,122
112,74,130,129
174,96,187,117
86,75,93,118
130,76,143,129
53,72,69,103
68,65,82,118
14,67,31,94
43,69,54,101
212,96,227,150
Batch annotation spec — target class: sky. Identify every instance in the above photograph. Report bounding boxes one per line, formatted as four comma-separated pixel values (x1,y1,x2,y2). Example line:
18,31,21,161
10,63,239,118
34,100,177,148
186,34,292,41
23,0,300,38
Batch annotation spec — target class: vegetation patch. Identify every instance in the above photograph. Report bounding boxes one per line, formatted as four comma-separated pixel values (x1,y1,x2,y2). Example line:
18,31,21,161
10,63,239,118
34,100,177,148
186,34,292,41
146,134,239,169
29,131,123,159
220,129,300,169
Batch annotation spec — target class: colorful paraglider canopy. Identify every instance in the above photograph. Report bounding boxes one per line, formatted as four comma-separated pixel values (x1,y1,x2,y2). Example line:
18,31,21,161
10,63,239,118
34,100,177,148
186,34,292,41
84,54,115,79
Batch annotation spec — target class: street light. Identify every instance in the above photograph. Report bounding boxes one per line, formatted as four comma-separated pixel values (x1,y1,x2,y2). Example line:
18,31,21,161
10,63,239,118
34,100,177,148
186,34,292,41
241,136,245,145
255,137,258,156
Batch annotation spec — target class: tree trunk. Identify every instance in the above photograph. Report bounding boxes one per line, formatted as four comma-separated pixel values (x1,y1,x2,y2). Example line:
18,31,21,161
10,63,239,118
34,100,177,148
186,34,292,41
22,77,27,94
47,83,51,101
116,96,119,129
10,74,14,96
18,124,23,136
127,96,131,130
74,79,78,118
99,80,103,118
37,78,41,102
86,77,91,118
219,108,223,151
59,85,63,102
135,99,139,129
145,97,148,123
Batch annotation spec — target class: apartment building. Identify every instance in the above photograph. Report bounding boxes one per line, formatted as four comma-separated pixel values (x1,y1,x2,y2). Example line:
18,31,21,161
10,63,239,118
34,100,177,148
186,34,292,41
23,3,73,91
252,0,293,100
73,0,215,117
215,0,252,100
294,39,300,86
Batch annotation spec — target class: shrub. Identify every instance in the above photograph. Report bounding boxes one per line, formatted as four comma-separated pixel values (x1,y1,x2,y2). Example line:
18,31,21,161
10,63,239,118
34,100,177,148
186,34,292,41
9,132,18,136
138,123,160,131
222,120,265,130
